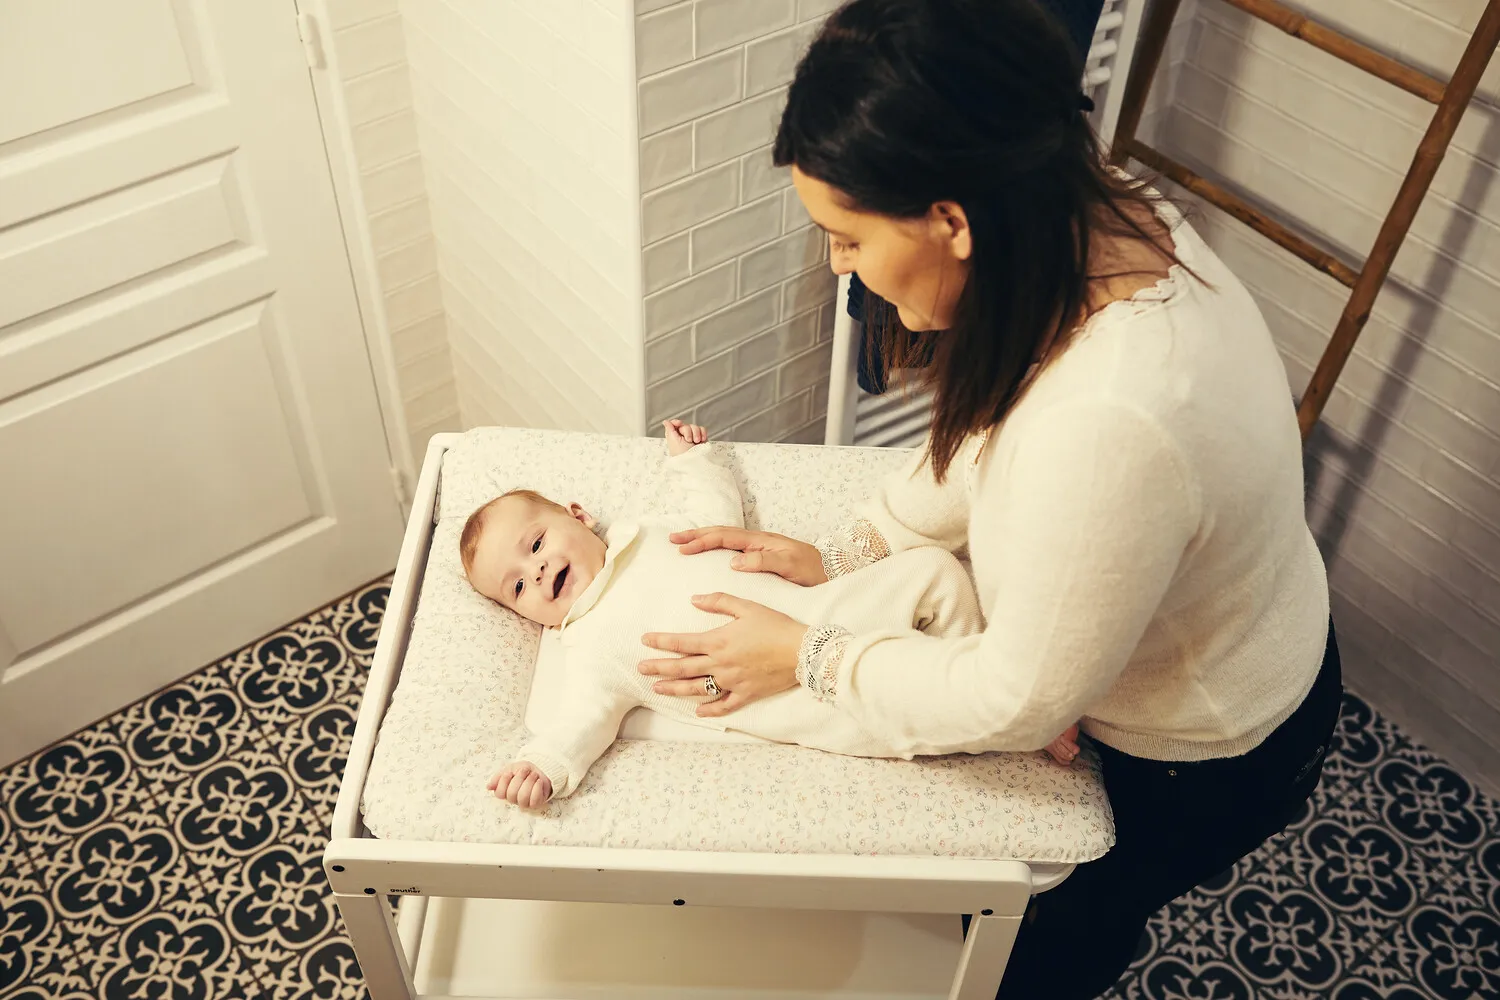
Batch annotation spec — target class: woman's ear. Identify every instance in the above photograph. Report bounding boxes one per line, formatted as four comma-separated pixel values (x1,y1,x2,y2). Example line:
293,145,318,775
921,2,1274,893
931,200,972,261
569,503,597,529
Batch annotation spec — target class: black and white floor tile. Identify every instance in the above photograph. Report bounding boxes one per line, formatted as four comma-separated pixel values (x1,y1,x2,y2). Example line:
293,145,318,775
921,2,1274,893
2,579,1497,999
1,581,383,1000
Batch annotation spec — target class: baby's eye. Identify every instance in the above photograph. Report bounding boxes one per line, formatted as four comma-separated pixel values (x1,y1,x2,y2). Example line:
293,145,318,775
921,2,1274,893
514,580,524,598
531,535,542,553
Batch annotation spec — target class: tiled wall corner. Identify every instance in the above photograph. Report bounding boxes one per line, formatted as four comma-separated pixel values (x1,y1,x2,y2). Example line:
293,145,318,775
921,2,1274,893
1159,0,1500,790
323,0,462,467
402,0,642,436
637,0,837,444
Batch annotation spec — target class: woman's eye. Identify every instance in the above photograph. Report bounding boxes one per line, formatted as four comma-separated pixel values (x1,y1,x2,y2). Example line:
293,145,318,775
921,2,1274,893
833,240,858,253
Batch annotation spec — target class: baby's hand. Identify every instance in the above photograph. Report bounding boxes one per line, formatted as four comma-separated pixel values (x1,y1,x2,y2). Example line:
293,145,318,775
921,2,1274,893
487,762,553,808
1044,724,1081,767
663,418,708,456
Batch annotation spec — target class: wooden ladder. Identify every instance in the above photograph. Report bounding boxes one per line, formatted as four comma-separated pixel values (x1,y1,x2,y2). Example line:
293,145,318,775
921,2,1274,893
1108,0,1500,441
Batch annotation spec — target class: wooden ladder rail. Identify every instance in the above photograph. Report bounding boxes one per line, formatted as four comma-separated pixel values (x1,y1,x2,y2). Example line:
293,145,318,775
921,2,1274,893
1106,0,1500,442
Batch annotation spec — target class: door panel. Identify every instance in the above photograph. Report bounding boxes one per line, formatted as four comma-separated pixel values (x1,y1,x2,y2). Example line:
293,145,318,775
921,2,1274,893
0,158,246,328
0,0,406,763
0,304,315,649
0,0,194,145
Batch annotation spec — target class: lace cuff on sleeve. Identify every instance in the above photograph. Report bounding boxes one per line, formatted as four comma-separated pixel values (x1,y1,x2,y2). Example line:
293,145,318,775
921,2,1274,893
815,518,892,579
796,625,852,704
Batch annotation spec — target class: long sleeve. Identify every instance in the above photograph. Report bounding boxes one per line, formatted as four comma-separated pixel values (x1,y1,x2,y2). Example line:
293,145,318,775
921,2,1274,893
816,438,971,578
823,402,1200,755
664,445,745,530
517,667,638,799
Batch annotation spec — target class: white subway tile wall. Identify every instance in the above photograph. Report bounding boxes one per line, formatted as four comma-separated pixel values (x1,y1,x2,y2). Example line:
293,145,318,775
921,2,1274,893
690,195,784,270
326,0,460,468
1159,0,1500,789
693,89,790,170
643,234,692,293
639,49,745,134
695,0,796,56
402,0,641,435
642,162,741,244
640,124,696,191
635,4,694,77
638,0,836,443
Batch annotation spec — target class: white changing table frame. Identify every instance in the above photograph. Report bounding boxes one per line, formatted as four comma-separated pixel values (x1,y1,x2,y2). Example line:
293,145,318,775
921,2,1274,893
326,434,1074,1000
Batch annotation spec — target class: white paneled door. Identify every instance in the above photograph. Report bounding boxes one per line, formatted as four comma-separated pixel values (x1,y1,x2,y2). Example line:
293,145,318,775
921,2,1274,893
0,0,405,763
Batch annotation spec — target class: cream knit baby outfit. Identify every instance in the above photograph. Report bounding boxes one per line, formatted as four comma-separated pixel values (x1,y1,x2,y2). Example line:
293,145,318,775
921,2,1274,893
806,203,1330,763
517,446,984,797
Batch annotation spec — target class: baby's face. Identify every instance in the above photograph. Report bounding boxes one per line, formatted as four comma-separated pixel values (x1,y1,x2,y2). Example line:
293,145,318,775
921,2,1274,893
467,496,607,627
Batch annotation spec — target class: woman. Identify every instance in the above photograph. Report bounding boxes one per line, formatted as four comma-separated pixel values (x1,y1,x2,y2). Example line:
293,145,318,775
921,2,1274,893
638,1,1342,997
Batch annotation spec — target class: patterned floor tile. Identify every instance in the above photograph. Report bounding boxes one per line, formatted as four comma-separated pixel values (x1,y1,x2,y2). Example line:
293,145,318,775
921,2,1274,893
260,684,363,826
259,930,371,1000
111,665,268,791
207,816,341,983
1478,836,1500,919
0,857,83,997
27,780,209,954
150,746,316,886
176,582,377,749
1356,892,1500,1000
1155,886,1347,999
1327,980,1429,1000
60,895,266,1000
0,813,26,876
1242,811,1443,947
5,723,156,858
310,580,387,664
220,624,366,736
1370,752,1489,874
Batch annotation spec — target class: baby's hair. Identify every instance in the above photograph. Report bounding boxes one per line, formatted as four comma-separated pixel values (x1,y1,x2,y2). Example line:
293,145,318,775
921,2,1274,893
459,488,566,574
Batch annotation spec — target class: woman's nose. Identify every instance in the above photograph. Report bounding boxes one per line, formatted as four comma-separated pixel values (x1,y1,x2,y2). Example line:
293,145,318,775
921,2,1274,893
829,250,855,277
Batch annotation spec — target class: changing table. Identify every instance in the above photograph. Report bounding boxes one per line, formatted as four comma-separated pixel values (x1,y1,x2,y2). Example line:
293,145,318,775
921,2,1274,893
326,428,1115,1000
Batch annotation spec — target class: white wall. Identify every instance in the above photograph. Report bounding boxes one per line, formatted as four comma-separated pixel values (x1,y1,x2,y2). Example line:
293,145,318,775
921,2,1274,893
400,0,644,435
1156,0,1500,790
324,0,460,469
636,0,842,443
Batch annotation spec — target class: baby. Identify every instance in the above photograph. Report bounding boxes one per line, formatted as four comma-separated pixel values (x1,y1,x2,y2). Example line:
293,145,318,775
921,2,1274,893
462,420,1079,808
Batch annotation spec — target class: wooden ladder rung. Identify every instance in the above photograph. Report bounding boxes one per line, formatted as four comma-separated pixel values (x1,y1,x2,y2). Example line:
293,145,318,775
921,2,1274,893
1109,0,1500,442
1220,0,1447,104
1122,137,1360,288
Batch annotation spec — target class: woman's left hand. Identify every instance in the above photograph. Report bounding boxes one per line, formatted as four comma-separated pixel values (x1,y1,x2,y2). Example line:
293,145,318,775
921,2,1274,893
640,594,807,717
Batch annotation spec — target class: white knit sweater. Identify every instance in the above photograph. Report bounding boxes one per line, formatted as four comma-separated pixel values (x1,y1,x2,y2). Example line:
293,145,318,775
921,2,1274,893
821,209,1330,763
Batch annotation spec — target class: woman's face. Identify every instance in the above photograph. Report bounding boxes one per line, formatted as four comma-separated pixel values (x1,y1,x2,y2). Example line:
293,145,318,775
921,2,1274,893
792,166,972,332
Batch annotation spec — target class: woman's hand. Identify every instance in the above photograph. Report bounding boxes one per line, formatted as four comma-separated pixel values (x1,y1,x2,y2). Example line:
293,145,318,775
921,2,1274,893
669,527,828,587
640,594,808,717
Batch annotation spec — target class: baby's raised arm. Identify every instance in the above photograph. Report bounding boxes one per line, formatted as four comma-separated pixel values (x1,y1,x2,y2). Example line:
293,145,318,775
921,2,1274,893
661,420,745,530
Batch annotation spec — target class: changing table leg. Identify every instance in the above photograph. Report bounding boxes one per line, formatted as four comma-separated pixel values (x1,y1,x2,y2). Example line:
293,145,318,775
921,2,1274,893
335,892,417,1000
948,911,1021,1000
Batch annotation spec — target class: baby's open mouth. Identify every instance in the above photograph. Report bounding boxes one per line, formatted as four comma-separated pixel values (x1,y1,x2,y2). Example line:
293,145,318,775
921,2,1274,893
552,565,569,598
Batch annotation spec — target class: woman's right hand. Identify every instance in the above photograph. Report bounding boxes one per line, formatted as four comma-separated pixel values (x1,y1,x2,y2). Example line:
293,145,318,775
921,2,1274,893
669,527,828,587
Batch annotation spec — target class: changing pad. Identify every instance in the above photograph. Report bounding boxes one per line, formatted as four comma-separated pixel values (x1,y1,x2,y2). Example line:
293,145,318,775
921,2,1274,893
361,428,1115,862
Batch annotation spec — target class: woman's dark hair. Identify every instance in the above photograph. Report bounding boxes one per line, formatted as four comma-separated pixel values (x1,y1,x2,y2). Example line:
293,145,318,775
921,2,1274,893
774,0,1189,481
